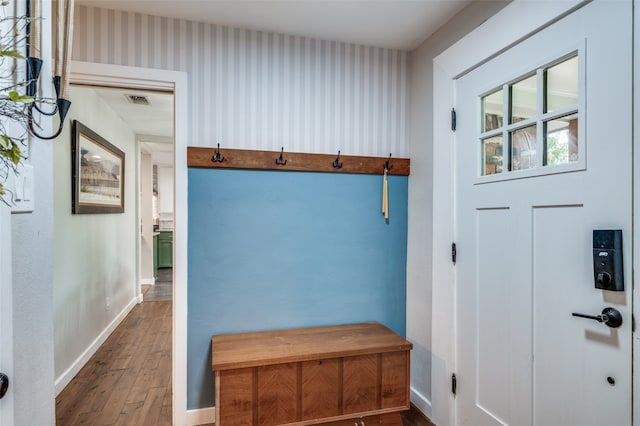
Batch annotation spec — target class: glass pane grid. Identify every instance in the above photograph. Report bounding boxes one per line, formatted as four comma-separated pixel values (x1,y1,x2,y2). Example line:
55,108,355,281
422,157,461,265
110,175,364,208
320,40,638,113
479,129,503,140
545,55,578,113
544,112,578,166
510,74,537,124
540,106,578,123
481,135,504,176
482,89,504,133
510,125,537,171
477,53,580,179
502,117,537,134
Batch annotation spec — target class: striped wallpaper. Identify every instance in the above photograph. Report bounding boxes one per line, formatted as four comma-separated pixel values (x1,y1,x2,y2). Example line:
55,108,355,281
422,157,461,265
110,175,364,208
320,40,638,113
72,6,408,157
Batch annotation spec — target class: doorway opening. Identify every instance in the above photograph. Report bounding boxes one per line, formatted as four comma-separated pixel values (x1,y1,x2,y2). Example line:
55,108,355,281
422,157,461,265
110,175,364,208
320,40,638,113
53,62,188,424
53,83,176,423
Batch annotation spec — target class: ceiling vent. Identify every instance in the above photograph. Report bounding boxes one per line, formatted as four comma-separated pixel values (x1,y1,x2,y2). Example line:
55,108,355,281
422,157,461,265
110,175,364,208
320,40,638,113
125,94,151,106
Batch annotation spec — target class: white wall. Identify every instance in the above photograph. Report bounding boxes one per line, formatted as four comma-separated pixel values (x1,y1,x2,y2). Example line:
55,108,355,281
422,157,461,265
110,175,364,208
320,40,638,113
158,166,173,216
0,206,13,425
9,0,56,423
53,86,138,388
72,5,408,158
140,152,154,284
405,0,509,415
11,136,56,425
11,140,56,426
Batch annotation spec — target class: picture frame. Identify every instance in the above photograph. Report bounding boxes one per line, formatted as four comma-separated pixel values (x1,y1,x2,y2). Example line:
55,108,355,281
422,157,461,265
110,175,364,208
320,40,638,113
71,120,125,214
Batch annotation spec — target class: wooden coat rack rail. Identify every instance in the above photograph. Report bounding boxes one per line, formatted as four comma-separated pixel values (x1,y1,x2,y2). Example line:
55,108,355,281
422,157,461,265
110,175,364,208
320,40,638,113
187,146,410,176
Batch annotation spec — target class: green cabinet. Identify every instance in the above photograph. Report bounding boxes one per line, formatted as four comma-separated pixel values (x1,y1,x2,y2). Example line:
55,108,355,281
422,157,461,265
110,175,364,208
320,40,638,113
158,231,173,268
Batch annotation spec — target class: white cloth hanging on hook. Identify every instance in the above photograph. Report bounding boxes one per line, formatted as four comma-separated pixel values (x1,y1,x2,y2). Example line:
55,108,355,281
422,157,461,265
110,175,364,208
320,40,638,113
382,168,389,220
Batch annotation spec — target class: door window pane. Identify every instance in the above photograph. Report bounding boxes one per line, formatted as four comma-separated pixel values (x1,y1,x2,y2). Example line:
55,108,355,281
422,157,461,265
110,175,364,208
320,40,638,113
510,75,537,123
481,135,504,176
476,52,581,180
511,125,537,171
482,89,503,132
546,56,578,113
545,113,578,165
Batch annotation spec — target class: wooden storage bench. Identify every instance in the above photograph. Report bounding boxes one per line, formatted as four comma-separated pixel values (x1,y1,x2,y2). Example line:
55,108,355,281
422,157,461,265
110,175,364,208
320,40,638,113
212,322,413,426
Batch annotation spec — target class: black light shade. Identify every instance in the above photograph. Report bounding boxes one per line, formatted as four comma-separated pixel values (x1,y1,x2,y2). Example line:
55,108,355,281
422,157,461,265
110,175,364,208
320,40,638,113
57,98,71,123
26,56,43,97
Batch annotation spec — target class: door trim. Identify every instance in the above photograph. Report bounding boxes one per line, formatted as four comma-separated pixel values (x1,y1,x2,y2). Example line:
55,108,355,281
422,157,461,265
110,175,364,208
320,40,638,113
70,61,189,426
633,1,640,425
431,1,590,425
0,205,13,425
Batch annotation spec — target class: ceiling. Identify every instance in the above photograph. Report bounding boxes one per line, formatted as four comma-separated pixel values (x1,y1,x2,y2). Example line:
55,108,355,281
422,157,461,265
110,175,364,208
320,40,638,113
75,0,472,51
90,88,174,138
89,87,175,165
81,0,476,166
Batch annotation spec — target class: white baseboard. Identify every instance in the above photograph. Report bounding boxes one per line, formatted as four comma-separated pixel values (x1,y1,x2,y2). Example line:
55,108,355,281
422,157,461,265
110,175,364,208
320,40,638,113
186,407,216,425
141,277,155,286
54,296,139,396
137,293,144,303
410,386,433,419
139,277,155,302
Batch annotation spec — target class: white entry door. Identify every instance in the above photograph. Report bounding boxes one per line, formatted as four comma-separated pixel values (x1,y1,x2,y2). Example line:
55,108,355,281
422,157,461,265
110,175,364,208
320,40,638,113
454,1,632,425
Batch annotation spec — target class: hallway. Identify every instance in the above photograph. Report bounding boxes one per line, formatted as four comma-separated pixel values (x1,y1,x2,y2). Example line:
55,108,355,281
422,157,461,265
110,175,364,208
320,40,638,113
143,268,173,302
55,300,172,425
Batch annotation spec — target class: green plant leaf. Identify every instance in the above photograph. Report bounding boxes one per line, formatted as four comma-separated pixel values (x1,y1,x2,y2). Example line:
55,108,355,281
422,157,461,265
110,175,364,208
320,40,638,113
0,50,24,59
0,182,5,196
0,135,9,150
1,142,20,164
9,143,21,164
8,91,34,104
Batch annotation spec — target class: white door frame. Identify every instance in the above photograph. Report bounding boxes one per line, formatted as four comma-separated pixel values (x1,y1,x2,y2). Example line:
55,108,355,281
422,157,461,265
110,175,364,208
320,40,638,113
429,1,610,425
633,1,640,425
0,206,13,425
70,61,189,425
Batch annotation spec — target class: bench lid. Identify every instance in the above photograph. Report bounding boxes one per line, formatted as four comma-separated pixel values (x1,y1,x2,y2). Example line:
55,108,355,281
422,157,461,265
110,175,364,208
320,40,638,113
212,322,412,371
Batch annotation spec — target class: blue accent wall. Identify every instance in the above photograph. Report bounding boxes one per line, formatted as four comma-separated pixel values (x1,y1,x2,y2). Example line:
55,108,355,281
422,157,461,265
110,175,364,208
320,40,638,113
187,168,408,409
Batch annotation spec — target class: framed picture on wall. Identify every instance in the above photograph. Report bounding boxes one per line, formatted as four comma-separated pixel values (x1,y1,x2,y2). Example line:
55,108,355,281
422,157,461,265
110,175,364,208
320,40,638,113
71,120,125,214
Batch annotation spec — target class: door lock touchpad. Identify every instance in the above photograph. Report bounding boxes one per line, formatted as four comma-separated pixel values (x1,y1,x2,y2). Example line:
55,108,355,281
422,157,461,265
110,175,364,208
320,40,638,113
593,229,623,292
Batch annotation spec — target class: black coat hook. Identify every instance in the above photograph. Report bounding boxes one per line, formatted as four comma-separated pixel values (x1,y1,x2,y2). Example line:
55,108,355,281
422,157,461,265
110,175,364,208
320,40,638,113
333,150,343,169
212,143,225,162
385,153,393,170
276,147,287,165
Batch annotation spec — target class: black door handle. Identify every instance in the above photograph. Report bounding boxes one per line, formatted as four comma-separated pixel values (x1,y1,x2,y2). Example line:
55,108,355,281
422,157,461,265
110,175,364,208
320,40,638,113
0,372,8,399
572,307,623,328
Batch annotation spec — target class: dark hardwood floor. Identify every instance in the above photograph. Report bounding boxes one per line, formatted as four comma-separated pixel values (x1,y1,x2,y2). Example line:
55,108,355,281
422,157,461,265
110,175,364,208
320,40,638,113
55,300,172,425
55,282,435,425
401,405,436,426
